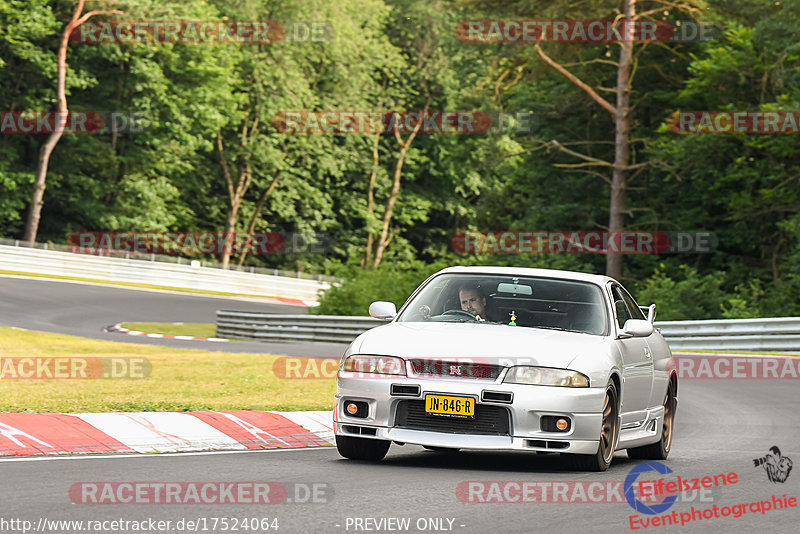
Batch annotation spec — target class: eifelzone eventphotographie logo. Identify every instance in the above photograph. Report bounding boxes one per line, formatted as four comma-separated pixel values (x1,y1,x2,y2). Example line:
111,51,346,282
753,446,793,483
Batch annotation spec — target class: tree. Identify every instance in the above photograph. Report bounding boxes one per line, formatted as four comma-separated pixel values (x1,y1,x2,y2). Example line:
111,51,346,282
211,0,403,269
23,0,122,244
530,0,704,279
0,0,59,236
367,0,460,268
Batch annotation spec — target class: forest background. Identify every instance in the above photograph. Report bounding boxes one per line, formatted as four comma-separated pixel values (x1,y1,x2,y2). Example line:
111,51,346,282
1,0,798,319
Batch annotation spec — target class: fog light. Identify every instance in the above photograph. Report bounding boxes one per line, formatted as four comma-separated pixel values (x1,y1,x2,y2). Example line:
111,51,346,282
556,418,568,430
343,399,369,418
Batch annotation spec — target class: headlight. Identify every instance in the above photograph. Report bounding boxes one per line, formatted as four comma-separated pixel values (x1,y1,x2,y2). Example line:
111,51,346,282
503,366,589,387
341,355,406,376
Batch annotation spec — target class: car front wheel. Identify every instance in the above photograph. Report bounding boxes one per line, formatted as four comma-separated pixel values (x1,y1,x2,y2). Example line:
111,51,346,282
336,435,390,461
565,381,619,471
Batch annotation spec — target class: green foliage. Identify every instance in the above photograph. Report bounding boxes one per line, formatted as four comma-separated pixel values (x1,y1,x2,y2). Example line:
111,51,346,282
2,0,799,320
312,260,448,316
635,265,728,321
720,281,764,319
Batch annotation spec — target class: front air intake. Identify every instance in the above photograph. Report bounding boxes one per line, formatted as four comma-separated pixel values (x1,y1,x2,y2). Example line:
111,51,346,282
526,440,569,450
481,391,513,403
391,384,421,396
342,425,377,436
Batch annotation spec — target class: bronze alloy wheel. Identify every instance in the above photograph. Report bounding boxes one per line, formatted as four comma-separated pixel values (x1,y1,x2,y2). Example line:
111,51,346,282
567,381,619,470
599,384,619,464
661,381,677,453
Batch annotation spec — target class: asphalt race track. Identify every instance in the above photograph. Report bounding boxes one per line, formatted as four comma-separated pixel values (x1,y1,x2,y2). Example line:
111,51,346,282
0,275,348,358
1,276,799,533
1,379,798,533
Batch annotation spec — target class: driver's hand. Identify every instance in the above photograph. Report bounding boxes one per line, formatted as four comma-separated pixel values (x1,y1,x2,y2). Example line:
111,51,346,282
475,315,485,322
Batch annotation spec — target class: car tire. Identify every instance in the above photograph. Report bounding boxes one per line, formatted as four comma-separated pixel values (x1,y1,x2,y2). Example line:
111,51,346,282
565,381,619,472
627,378,677,460
335,435,390,461
422,446,461,453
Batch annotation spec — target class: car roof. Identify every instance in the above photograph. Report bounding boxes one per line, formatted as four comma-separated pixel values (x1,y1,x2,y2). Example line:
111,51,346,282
434,265,616,286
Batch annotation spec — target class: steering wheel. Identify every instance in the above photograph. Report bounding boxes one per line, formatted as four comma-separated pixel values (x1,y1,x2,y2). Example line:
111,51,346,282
442,309,477,319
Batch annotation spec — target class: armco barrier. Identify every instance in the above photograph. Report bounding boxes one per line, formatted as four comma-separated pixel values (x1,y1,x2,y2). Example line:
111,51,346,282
0,244,329,303
215,312,800,350
656,317,800,351
216,311,384,343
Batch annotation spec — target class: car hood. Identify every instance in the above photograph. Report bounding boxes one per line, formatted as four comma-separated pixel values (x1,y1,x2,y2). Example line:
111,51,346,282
354,321,609,369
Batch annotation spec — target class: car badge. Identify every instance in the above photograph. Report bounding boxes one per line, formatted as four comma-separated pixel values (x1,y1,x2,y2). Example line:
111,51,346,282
449,365,462,376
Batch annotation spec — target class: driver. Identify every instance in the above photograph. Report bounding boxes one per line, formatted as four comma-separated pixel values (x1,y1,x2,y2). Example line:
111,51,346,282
459,282,491,321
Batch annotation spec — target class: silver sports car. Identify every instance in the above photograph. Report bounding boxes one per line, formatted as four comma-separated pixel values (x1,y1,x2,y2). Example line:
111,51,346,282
333,266,677,471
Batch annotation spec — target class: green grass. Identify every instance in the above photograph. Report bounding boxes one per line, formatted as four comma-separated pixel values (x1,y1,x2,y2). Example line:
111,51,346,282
121,322,218,338
0,270,272,298
0,327,335,413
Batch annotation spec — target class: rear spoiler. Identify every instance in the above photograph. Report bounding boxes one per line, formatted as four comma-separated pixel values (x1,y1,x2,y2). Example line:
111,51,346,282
639,304,656,324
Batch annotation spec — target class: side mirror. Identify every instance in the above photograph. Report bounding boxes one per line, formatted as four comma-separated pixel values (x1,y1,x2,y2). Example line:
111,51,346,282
621,319,654,338
369,301,397,320
638,304,656,324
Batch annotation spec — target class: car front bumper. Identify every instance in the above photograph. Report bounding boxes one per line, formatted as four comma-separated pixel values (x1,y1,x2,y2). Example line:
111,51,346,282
334,375,606,455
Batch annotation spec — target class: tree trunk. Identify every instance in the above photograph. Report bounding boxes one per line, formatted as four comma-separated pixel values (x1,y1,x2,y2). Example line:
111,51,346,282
221,207,239,269
364,132,381,267
372,106,428,269
217,119,256,269
372,145,405,269
23,0,122,245
217,132,241,270
606,0,636,280
236,172,280,268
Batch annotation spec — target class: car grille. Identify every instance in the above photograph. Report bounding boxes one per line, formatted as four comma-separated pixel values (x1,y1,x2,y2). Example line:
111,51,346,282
394,400,511,435
408,359,504,379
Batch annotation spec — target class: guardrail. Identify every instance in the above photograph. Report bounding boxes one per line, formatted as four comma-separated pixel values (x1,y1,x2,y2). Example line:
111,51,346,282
656,317,800,351
0,237,336,280
216,311,384,343
0,244,329,303
215,312,800,350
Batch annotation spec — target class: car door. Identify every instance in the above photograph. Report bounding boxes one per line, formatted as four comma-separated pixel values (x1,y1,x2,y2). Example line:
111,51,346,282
609,284,654,427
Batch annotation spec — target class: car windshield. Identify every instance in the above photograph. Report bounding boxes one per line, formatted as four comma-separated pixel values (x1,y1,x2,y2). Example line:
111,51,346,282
397,273,607,335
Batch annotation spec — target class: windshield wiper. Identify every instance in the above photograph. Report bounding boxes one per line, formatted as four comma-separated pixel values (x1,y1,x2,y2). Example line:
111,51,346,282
529,325,582,333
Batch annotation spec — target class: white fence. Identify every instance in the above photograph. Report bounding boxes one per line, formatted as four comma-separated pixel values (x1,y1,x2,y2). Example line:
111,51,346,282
0,244,329,303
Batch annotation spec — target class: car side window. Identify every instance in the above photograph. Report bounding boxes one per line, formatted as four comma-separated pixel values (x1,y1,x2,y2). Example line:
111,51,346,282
611,286,632,329
619,287,646,321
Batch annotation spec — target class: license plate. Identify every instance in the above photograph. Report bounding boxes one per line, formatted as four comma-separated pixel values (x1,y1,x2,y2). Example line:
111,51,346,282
425,394,475,418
